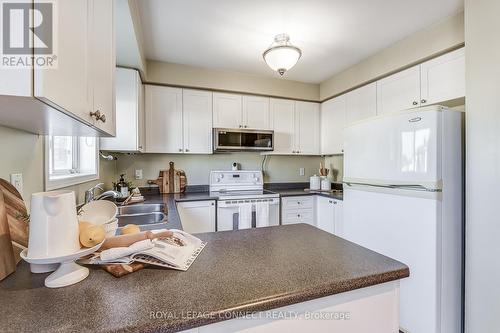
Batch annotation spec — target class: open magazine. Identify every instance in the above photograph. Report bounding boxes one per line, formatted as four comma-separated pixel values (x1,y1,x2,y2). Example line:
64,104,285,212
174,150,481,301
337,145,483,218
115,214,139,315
80,229,207,271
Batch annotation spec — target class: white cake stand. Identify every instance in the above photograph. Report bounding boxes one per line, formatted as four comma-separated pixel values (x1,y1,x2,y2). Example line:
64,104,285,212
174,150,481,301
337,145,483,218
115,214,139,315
20,241,104,288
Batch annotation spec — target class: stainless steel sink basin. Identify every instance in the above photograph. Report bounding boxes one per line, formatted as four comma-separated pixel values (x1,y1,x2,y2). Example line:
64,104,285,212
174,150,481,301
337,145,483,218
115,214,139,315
116,203,167,227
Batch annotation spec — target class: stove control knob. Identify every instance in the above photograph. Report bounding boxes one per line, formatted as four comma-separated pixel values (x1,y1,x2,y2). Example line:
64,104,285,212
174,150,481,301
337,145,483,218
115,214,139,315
216,178,221,182
220,174,224,178
254,177,259,182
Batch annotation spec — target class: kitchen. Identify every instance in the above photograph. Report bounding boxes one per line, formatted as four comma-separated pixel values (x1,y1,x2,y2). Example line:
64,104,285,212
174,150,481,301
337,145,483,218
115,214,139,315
0,0,498,332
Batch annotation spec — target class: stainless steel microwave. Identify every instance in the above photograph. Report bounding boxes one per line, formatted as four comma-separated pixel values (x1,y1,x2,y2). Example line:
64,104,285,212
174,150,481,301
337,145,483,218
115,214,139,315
213,128,274,152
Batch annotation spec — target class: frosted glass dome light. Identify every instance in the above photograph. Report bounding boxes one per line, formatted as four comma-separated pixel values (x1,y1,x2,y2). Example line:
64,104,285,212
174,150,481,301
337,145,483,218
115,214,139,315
263,34,302,76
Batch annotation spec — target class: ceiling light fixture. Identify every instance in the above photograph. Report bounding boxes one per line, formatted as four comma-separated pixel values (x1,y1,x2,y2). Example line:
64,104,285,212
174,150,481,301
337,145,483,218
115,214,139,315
263,33,301,76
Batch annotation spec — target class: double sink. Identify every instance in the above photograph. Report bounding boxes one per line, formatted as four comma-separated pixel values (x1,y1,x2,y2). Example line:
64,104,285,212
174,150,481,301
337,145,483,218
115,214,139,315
116,203,167,227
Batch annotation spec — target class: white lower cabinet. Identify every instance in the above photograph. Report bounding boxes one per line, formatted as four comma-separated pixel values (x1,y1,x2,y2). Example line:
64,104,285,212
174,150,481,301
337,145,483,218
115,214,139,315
282,195,343,236
281,196,315,226
316,196,343,235
177,200,216,234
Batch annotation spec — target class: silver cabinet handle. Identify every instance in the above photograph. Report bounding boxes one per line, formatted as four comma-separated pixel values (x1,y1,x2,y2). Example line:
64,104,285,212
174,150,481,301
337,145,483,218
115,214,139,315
90,110,106,122
421,99,427,104
412,101,418,106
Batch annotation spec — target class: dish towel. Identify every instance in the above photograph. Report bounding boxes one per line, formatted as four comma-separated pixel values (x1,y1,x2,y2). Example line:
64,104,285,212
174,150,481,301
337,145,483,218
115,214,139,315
238,203,253,230
255,201,270,228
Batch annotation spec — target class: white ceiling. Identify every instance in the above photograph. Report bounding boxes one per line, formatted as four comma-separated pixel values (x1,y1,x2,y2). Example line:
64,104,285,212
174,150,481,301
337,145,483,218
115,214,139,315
137,0,463,84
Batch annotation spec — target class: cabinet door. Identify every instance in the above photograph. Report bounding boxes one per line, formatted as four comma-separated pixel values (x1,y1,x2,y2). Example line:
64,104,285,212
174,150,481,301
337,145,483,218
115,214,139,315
376,65,420,115
420,47,465,105
333,200,344,237
100,68,139,151
345,83,377,125
270,98,295,154
177,200,216,233
183,89,213,154
242,96,270,129
34,0,91,123
321,96,346,155
316,196,335,234
213,93,242,128
145,85,183,153
295,101,320,155
89,0,115,135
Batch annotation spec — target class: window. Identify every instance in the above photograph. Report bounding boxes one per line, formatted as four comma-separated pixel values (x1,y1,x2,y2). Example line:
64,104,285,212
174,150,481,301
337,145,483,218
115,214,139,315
45,136,99,190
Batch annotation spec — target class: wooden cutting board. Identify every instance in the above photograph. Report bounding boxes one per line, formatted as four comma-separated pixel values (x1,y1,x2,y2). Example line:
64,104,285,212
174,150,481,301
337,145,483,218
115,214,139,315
0,191,16,280
150,162,187,194
0,179,29,248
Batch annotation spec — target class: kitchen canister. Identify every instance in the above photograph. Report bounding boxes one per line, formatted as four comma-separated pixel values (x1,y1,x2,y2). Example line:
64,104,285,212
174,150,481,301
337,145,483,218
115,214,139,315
321,177,332,191
28,191,80,259
310,175,321,191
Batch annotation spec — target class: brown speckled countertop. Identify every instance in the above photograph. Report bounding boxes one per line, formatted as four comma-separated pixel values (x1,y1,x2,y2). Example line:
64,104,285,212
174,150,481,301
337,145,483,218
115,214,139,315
0,224,408,333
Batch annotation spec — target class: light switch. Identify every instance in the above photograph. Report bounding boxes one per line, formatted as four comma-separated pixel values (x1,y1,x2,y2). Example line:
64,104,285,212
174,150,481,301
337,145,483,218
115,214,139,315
299,168,305,176
10,173,23,196
135,169,143,180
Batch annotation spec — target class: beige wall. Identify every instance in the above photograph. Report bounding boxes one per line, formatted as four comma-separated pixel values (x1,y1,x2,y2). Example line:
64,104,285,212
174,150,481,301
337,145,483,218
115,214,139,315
146,61,320,101
464,0,500,331
0,126,116,208
320,11,464,100
115,153,323,186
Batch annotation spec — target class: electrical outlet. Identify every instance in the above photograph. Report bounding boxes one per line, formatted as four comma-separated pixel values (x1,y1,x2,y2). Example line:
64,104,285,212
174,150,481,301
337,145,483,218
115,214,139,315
10,173,23,196
299,168,305,176
135,169,143,180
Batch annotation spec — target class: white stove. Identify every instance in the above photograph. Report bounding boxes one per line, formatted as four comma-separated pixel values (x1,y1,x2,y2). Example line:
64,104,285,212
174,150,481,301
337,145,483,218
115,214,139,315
209,171,280,231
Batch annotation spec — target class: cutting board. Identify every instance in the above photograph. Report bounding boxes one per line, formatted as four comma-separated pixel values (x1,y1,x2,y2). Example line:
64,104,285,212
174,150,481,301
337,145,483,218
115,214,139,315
0,179,29,247
0,191,16,280
150,162,187,194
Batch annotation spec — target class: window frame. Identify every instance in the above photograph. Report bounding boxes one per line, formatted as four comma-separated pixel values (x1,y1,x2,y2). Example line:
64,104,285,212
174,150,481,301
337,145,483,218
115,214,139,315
44,136,100,190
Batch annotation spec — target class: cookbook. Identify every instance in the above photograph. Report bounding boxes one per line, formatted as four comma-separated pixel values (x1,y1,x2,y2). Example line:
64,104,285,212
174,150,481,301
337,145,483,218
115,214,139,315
80,229,206,271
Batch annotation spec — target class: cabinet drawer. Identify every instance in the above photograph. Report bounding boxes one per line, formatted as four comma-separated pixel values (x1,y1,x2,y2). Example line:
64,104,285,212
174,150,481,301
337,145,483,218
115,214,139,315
282,196,314,209
282,208,314,225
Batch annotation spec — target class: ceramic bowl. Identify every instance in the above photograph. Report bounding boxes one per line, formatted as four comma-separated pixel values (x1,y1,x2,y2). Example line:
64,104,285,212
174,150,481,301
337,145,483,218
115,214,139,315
78,200,118,225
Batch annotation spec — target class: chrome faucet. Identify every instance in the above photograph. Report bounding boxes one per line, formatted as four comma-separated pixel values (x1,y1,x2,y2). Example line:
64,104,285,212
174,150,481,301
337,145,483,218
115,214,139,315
84,183,122,204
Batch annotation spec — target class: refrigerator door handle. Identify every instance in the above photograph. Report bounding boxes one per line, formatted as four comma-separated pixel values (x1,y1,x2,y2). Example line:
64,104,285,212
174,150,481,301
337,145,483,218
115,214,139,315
343,182,442,192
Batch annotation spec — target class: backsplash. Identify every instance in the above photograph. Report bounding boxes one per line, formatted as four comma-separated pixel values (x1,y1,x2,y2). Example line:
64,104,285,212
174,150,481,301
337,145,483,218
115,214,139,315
114,153,324,186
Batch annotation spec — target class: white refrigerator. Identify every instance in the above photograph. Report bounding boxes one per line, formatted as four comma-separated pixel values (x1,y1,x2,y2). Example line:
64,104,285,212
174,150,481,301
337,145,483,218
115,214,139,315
342,105,463,333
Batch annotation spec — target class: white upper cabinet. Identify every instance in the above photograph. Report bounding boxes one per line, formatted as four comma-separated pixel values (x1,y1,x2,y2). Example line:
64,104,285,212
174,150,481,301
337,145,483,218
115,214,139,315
270,99,320,155
183,89,213,154
90,0,116,135
376,65,421,115
213,93,242,128
321,95,346,155
242,95,270,129
0,0,116,136
420,48,465,105
34,0,91,124
89,0,115,135
345,82,377,125
295,101,320,155
270,98,296,154
101,68,143,152
145,85,183,153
